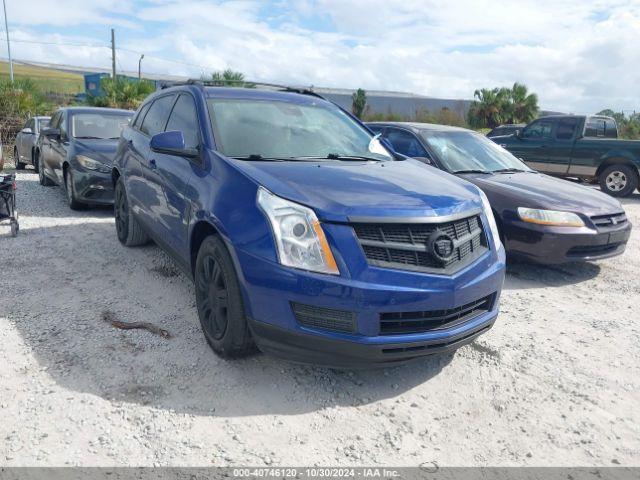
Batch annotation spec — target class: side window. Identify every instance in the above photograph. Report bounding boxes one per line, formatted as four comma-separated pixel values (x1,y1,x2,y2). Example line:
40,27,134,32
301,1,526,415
604,119,617,138
385,128,427,157
585,118,605,137
59,113,68,138
26,119,35,131
555,118,578,140
132,102,151,130
165,94,199,149
368,125,384,135
522,120,553,139
140,95,176,136
49,112,61,129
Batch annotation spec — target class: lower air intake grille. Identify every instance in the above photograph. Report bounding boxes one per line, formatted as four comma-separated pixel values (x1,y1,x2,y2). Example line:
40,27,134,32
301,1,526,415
292,302,356,333
379,294,495,335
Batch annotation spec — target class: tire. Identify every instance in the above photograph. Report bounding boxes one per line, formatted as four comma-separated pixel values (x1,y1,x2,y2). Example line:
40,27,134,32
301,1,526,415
14,148,25,170
195,235,254,358
37,155,54,186
10,220,18,237
33,150,40,173
64,169,86,210
599,164,639,197
114,177,149,246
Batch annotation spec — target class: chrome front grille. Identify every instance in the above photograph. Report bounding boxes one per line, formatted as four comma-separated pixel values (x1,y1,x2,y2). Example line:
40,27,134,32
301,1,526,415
352,213,488,273
591,212,627,228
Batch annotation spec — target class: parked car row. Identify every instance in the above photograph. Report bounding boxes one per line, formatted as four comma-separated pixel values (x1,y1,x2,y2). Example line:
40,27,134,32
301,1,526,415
15,83,633,367
367,122,631,264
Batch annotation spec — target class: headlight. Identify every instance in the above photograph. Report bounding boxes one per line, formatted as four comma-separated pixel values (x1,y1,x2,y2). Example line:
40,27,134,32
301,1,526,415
479,190,502,249
257,187,339,275
76,155,110,173
517,207,585,227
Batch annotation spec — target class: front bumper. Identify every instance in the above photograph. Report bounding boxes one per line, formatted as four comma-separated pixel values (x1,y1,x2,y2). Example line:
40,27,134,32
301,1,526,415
73,168,114,205
504,218,632,264
234,241,506,368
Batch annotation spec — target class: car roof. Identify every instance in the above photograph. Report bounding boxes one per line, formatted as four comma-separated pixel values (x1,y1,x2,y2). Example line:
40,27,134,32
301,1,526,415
60,106,134,115
366,121,473,134
157,84,332,107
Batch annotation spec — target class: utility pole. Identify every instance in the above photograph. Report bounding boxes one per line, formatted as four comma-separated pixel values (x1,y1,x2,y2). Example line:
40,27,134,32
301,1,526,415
138,54,144,80
2,0,13,82
110,28,116,79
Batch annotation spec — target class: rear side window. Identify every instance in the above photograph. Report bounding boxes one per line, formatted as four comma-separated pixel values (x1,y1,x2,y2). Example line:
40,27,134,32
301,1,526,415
25,119,35,130
165,94,199,149
522,120,553,139
141,95,176,136
585,118,605,137
555,118,578,140
385,128,427,157
604,119,617,138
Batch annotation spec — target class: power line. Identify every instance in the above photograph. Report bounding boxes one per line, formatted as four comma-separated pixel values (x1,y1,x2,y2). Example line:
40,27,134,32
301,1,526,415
0,36,215,72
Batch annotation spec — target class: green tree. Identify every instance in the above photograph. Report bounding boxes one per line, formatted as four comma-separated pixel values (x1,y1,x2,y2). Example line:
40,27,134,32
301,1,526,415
205,69,251,87
351,88,367,119
87,77,155,110
467,88,507,128
508,82,538,123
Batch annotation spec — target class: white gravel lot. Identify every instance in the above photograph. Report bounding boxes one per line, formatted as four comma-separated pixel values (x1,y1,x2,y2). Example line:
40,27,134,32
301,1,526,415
0,169,639,467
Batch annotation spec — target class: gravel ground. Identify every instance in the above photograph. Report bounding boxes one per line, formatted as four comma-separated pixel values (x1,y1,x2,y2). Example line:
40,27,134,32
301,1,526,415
1,168,639,467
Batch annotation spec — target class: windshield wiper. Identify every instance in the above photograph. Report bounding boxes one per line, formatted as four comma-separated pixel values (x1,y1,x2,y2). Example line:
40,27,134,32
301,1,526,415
325,153,384,162
492,168,528,173
451,169,492,174
75,136,103,139
233,154,287,162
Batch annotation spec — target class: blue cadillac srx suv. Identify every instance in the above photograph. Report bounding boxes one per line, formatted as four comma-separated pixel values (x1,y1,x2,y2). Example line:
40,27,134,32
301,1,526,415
111,82,506,367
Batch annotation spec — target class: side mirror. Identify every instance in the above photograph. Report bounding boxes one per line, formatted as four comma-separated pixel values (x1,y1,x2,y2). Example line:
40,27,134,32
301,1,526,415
515,129,524,139
150,131,199,158
21,127,33,134
41,127,60,138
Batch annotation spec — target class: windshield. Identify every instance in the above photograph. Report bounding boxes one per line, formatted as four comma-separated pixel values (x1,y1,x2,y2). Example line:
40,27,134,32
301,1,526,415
207,98,392,161
422,131,531,173
71,113,132,139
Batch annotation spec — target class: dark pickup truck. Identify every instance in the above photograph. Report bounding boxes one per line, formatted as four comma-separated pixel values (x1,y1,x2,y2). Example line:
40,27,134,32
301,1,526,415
492,115,640,197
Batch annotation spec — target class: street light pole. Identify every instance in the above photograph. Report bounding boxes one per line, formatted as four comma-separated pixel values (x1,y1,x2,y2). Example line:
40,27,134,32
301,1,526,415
138,54,144,80
2,0,13,82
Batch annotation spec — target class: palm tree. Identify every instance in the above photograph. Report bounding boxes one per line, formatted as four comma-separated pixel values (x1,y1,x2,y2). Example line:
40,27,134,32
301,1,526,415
467,88,506,128
509,82,538,123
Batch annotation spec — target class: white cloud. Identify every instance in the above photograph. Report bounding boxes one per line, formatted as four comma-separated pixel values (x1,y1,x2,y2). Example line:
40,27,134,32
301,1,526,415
2,0,640,113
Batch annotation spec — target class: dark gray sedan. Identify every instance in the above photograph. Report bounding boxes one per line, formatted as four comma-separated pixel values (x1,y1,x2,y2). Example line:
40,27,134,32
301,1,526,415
368,122,631,264
37,107,133,209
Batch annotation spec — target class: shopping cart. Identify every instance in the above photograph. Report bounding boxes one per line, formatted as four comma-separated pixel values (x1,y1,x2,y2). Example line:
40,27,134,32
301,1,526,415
0,173,18,237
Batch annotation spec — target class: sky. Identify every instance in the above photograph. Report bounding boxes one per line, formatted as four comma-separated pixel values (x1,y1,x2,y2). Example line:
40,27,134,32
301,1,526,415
1,0,639,114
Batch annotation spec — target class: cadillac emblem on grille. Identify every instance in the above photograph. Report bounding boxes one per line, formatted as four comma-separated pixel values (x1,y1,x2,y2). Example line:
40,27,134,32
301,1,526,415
428,230,455,262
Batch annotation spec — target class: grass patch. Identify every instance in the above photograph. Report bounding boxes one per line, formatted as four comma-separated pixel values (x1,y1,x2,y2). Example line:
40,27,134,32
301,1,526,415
0,61,84,95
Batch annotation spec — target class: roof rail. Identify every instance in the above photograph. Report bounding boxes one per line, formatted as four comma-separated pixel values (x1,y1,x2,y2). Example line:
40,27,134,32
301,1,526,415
159,79,325,99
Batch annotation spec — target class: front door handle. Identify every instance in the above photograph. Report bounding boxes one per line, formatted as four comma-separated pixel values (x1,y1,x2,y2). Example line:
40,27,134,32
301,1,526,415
149,158,157,169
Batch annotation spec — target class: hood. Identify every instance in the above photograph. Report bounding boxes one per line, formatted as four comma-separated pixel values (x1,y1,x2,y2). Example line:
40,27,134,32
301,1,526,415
74,138,120,165
460,171,624,216
229,158,483,222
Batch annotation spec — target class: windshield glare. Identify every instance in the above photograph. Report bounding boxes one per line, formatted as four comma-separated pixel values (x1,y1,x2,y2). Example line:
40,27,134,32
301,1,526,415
207,98,391,161
422,131,531,172
72,113,132,139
